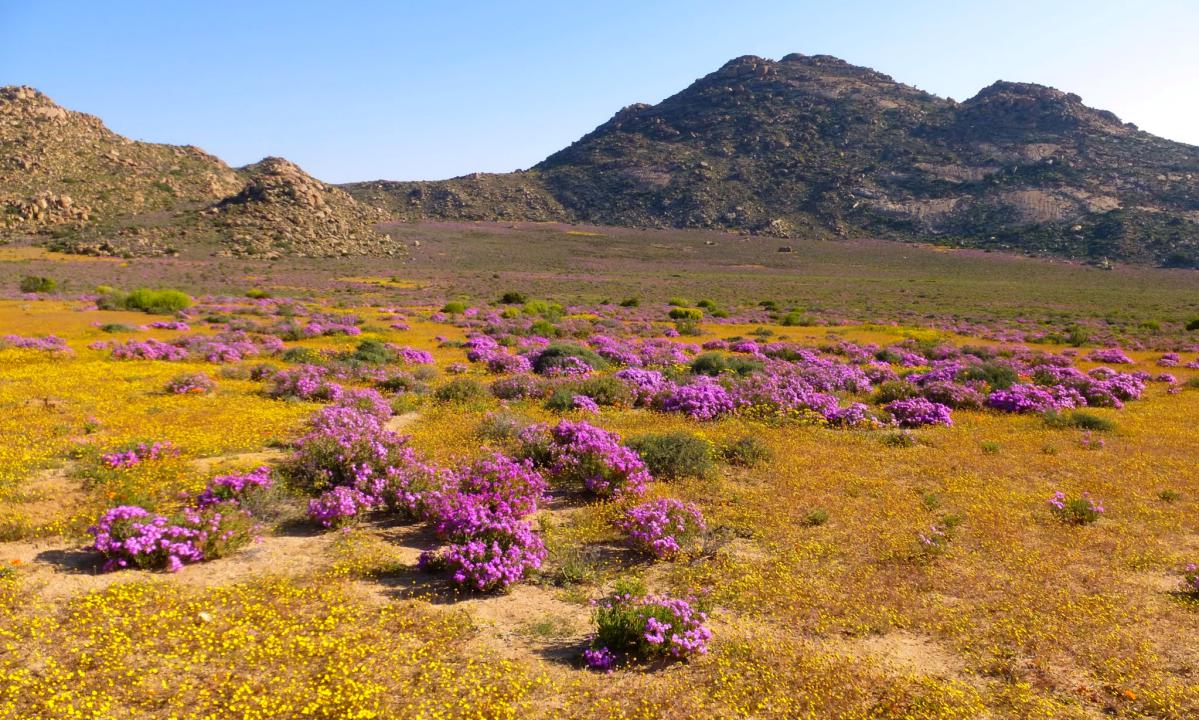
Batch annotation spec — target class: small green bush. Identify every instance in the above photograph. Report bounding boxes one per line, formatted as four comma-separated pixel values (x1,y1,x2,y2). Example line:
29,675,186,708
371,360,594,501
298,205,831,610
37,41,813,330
532,343,609,374
697,299,718,310
1186,318,1199,332
281,347,322,365
499,291,528,305
720,436,772,468
625,432,714,480
873,380,920,404
434,377,487,402
779,310,813,327
476,412,533,443
667,297,691,307
440,301,468,314
1044,410,1115,432
619,297,640,308
803,508,829,527
350,339,395,365
99,323,136,334
674,319,703,336
245,288,272,299
19,275,56,293
668,307,703,321
124,288,193,314
957,362,1018,390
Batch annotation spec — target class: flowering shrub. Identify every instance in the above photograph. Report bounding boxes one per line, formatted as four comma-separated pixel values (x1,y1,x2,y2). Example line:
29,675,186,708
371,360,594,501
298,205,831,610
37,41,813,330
590,587,711,663
308,486,376,528
88,502,257,572
1088,348,1135,364
194,466,273,508
453,453,547,520
1048,491,1104,525
885,398,953,428
165,372,216,395
1182,564,1199,595
615,499,706,558
520,420,651,498
987,384,1083,413
418,513,546,592
269,365,343,401
101,441,177,469
571,394,601,413
658,378,735,421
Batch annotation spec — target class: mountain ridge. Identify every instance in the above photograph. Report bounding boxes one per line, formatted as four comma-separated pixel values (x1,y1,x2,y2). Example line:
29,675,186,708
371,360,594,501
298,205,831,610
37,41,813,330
343,53,1199,267
0,85,396,258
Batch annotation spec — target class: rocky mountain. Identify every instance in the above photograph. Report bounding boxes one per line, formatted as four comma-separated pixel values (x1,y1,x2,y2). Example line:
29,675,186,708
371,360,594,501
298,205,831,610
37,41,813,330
0,86,394,258
344,54,1199,267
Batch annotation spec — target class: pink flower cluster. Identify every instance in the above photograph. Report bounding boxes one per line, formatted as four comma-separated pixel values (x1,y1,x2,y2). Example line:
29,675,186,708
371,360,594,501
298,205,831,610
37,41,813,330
520,420,651,498
615,499,706,558
165,372,215,394
101,441,177,469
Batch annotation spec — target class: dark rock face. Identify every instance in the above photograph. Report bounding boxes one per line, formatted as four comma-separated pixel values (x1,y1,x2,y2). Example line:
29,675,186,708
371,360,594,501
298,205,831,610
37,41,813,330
344,54,1199,266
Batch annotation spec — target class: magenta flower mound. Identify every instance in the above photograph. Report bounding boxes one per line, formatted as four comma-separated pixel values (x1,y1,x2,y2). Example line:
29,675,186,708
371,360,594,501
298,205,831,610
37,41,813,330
885,397,953,427
614,368,668,405
659,378,734,420
165,372,216,394
1087,347,1135,364
592,592,712,661
616,499,706,559
268,364,343,401
308,486,376,527
571,394,601,413
1,334,70,353
88,501,256,572
986,383,1081,413
101,441,177,469
454,453,547,520
195,466,274,508
582,646,617,671
394,346,435,364
522,420,651,498
418,514,547,592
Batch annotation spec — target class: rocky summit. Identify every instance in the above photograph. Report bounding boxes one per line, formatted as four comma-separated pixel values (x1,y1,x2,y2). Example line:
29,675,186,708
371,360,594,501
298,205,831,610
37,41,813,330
343,54,1199,267
206,157,392,259
0,86,395,258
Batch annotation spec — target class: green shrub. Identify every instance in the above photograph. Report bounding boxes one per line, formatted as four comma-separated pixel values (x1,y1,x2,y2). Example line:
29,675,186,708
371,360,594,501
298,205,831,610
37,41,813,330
1185,318,1199,332
803,508,829,527
124,288,193,314
980,441,1002,454
529,319,558,337
697,299,718,310
625,432,714,480
720,436,772,468
440,301,468,314
245,288,272,299
674,319,703,336
434,377,486,402
499,291,528,305
99,323,136,334
690,352,728,376
476,412,533,443
281,347,322,365
779,310,813,327
1044,410,1115,432
619,297,640,308
350,339,395,365
1186,377,1199,390
880,430,918,448
957,362,1018,390
667,297,691,307
873,380,920,404
668,307,703,321
532,343,609,374
19,275,56,293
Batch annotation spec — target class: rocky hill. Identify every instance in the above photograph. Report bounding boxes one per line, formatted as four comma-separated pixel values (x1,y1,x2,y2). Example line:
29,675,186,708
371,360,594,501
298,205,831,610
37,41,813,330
344,54,1199,267
0,86,395,258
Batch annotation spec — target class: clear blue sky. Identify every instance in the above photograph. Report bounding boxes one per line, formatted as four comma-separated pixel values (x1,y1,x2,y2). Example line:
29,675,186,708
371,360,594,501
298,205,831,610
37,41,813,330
3,1,1196,183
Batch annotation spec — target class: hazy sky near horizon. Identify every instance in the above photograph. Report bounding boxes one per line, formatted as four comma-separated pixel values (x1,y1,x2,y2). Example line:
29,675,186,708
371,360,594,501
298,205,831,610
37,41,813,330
3,1,1196,183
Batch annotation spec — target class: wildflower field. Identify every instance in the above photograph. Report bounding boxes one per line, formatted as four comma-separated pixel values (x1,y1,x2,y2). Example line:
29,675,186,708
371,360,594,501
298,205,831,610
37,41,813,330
1,225,1199,719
